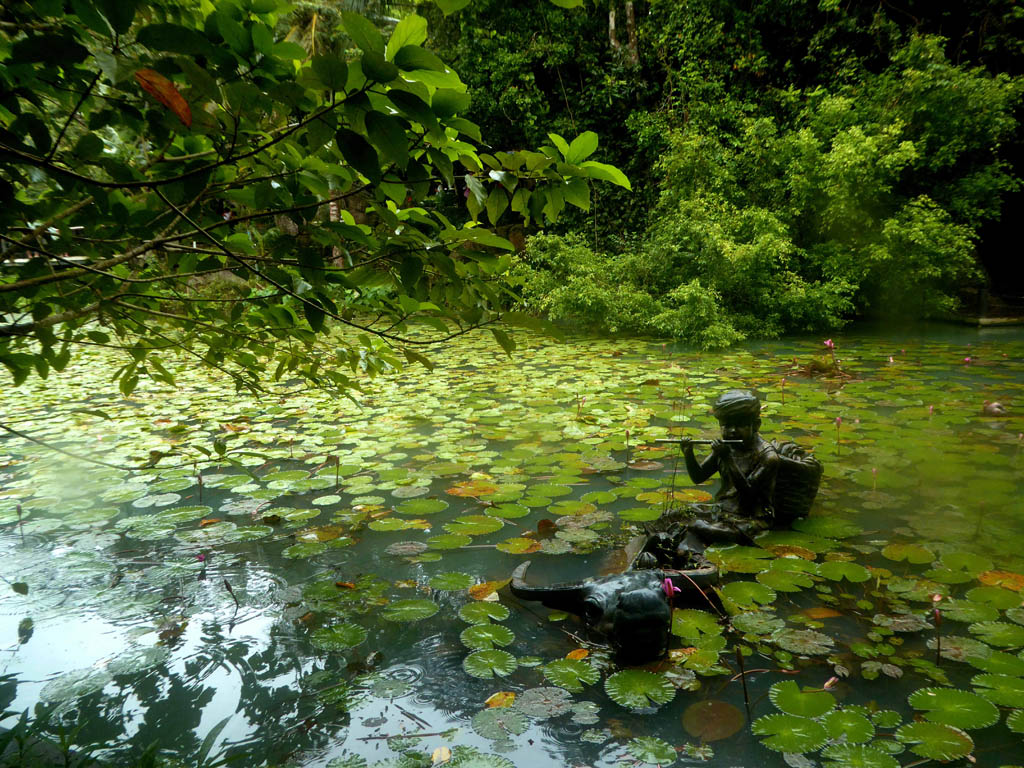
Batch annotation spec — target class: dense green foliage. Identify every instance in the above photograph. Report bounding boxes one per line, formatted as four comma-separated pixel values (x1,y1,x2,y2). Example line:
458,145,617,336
0,0,624,391
435,0,1023,347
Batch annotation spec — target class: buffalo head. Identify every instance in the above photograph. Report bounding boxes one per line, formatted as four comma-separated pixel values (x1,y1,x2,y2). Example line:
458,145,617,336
508,560,719,665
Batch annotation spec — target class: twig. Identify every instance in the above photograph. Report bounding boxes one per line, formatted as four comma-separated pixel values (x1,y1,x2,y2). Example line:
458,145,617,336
357,730,449,742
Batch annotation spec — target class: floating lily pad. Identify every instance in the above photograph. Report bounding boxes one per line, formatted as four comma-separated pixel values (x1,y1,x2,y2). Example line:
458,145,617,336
968,621,1024,647
769,680,835,718
444,515,504,536
793,517,863,539
605,669,675,709
459,602,510,624
384,540,428,557
312,623,368,650
380,599,439,622
965,586,1021,609
706,546,773,574
940,599,1000,624
463,649,517,679
771,628,834,655
627,736,676,765
971,673,1024,707
732,612,785,635
487,503,530,519
929,635,992,663
719,581,777,609
396,498,449,516
471,708,528,740
369,517,427,532
460,624,515,650
496,537,542,554
894,722,973,761
752,713,828,753
283,540,328,559
907,687,999,730
617,507,663,522
681,699,745,742
966,650,1024,676
818,561,871,583
312,494,342,506
1008,709,1024,734
515,686,573,718
427,533,473,549
542,659,599,692
881,543,934,564
822,710,875,744
820,744,899,768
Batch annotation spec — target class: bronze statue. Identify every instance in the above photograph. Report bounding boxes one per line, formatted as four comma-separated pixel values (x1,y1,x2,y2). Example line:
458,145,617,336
639,389,821,569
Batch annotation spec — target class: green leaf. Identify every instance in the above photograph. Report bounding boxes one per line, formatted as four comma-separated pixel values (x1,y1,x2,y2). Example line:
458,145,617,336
908,687,999,730
311,54,348,92
881,542,934,564
562,177,590,211
818,561,872,583
547,132,570,160
432,88,472,118
460,623,515,650
341,10,385,54
311,623,368,650
627,736,677,766
463,649,517,679
486,187,508,225
604,670,675,709
548,0,584,7
335,128,381,184
565,131,598,164
365,112,409,170
752,713,828,753
719,581,777,609
428,571,474,591
895,722,973,761
580,160,632,190
542,659,599,692
490,328,515,356
394,45,446,72
968,620,1024,647
361,51,399,83
380,599,439,622
769,680,836,718
820,744,899,768
95,0,137,34
971,673,1024,707
459,602,510,624
385,14,427,60
821,710,875,744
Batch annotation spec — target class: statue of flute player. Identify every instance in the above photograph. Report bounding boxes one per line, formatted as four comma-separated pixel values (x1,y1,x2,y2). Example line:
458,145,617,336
640,389,820,569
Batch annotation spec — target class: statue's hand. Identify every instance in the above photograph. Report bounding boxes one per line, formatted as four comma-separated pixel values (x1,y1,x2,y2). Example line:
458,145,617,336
678,437,694,452
710,439,732,459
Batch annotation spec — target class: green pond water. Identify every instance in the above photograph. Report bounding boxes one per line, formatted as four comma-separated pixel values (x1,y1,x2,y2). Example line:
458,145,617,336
1,325,1023,768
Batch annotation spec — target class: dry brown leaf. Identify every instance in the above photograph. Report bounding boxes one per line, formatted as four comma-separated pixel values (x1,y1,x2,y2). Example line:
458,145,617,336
566,648,589,660
468,578,510,600
135,69,192,126
199,518,222,527
978,570,1024,591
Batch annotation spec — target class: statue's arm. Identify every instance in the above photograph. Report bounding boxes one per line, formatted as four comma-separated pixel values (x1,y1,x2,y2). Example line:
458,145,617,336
683,441,718,484
728,451,780,513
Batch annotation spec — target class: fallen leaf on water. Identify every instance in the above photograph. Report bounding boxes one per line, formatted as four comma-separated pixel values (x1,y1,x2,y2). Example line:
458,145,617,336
978,570,1024,591
802,606,842,619
537,519,558,538
394,579,418,589
485,691,515,708
335,581,356,589
682,699,745,741
767,545,816,560
199,518,222,527
469,579,510,600
431,746,451,765
134,69,192,127
567,648,589,660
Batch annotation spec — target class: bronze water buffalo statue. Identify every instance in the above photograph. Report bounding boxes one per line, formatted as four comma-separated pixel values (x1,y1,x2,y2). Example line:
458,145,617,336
509,559,719,665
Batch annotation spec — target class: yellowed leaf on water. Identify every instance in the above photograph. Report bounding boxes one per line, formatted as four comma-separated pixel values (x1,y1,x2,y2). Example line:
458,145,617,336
199,518,222,527
468,579,510,600
566,648,589,660
394,579,418,589
431,746,451,765
485,691,515,708
767,545,816,560
802,606,842,619
979,570,1024,591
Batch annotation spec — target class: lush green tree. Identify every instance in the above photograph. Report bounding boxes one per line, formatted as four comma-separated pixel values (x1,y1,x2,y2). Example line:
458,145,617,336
0,0,629,393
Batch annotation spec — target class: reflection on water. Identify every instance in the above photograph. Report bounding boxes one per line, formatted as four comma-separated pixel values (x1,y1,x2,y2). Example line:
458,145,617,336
0,325,1022,766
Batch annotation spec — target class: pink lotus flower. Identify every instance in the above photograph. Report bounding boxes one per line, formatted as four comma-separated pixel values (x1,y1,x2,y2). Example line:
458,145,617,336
662,578,681,598
963,357,971,364
823,339,835,350
835,416,842,427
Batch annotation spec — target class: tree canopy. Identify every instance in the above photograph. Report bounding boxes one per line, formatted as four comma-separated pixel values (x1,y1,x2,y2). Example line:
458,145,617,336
0,0,628,392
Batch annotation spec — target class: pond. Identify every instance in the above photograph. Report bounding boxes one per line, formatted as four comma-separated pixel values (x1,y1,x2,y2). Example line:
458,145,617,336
1,325,1022,768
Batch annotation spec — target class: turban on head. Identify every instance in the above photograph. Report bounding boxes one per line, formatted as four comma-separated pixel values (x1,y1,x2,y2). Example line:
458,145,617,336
711,389,761,421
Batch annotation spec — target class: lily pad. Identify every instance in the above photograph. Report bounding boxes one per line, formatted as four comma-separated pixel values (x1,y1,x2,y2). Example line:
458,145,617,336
771,628,834,655
907,687,999,729
719,580,777,609
514,686,573,719
881,543,934,564
894,721,973,761
681,699,745,742
471,708,528,740
769,680,835,717
752,713,828,753
380,599,439,622
968,620,1024,647
604,669,675,709
820,744,899,768
312,623,368,650
429,572,475,591
396,498,449,515
965,585,1021,609
971,673,1024,707
821,710,875,744
384,540,428,557
940,599,1001,624
1008,709,1024,734
818,561,871,583
460,624,515,650
444,515,504,536
542,659,599,692
627,736,676,766
459,602,510,624
463,649,517,679
732,612,785,635
793,517,863,539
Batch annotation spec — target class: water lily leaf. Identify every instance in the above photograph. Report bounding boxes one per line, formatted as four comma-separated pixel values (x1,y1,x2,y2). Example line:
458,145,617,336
460,623,514,650
771,628,834,655
444,515,504,536
907,687,999,729
682,699,745,741
757,568,815,592
928,635,992,663
978,570,1024,591
965,586,1021,609
1008,708,1024,734
881,543,934,564
471,707,528,739
732,611,784,635
618,507,663,522
515,686,573,718
627,736,676,765
1007,607,1024,626
427,533,472,549
312,494,341,506
769,680,835,717
487,503,530,519
822,710,875,744
894,721,973,760
605,669,675,709
706,545,773,574
396,498,449,515
940,599,1000,624
793,517,863,539
312,623,368,650
459,602,510,624
873,612,931,632
752,713,828,753
39,667,112,703
966,650,1024,676
719,580,777,609
384,540,428,556
970,620,1024,647
283,540,328,559
429,572,475,590
446,479,499,497
818,561,871,583
672,608,723,640
820,744,899,768
924,567,975,584
870,709,902,727
940,552,993,575
530,483,572,498
542,658,599,692
496,537,542,554
971,673,1024,707
380,599,438,622
369,517,428,532
463,649,517,678
468,579,509,600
